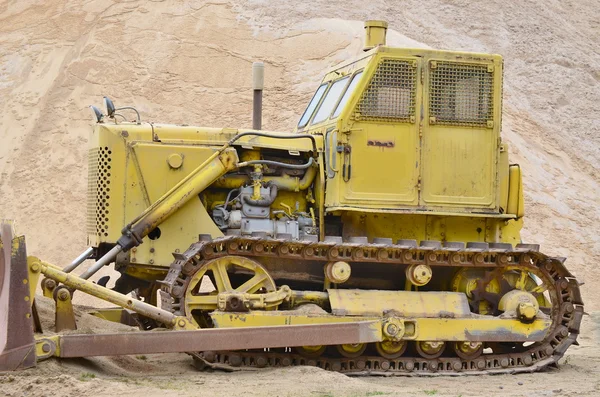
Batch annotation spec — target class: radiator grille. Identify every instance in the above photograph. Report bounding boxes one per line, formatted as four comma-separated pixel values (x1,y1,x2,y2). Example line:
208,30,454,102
355,59,416,122
429,61,494,127
87,147,112,237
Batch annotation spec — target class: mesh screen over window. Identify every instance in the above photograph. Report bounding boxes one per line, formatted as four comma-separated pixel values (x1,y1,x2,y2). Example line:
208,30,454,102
355,59,416,122
429,61,494,127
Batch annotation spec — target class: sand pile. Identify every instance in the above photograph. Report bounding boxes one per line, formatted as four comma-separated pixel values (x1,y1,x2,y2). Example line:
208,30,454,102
0,1,597,308
0,1,599,395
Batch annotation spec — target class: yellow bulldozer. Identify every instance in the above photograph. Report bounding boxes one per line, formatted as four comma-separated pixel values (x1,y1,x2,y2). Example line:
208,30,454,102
0,21,583,375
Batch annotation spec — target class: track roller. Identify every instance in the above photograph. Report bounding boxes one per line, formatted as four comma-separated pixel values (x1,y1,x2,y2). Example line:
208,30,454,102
416,341,446,359
336,343,367,358
375,340,407,359
453,341,483,360
296,345,326,358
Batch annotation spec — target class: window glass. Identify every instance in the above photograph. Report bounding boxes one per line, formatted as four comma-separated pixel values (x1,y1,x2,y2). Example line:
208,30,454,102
298,83,328,128
311,76,350,124
332,71,363,118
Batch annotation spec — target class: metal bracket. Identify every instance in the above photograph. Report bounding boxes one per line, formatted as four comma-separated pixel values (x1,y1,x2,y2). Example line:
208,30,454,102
35,336,59,361
54,287,77,332
41,277,57,298
217,285,292,311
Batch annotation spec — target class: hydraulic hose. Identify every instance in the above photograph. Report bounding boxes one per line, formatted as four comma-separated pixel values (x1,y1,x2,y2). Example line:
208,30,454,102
228,131,318,155
237,157,314,170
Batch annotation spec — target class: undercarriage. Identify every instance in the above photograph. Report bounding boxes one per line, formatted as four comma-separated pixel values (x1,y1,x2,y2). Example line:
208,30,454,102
153,235,583,375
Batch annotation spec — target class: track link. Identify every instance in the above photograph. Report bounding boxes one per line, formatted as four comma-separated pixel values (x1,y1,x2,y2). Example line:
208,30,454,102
162,236,583,375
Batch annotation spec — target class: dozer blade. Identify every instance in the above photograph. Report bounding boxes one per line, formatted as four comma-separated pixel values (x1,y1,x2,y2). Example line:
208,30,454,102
0,222,36,371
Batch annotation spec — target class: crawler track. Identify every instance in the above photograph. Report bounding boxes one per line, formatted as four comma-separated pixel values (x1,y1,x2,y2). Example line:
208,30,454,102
162,236,583,375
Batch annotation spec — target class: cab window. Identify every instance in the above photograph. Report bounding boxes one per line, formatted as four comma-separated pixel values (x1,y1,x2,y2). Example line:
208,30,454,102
332,71,363,118
311,76,350,124
298,83,328,128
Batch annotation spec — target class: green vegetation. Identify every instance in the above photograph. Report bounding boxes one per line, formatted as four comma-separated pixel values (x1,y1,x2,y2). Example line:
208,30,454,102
78,372,96,381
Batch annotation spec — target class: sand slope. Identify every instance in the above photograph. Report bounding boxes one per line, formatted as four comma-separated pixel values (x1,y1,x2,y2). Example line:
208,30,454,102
0,0,599,395
0,0,598,305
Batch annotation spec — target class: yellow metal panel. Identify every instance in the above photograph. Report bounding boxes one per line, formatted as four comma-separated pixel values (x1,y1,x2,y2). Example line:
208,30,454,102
154,125,321,152
123,142,225,269
413,318,550,342
341,212,426,242
320,54,372,87
210,311,374,327
341,123,419,206
420,55,502,209
500,218,523,245
87,124,138,246
420,125,496,206
498,143,509,212
131,143,223,203
209,311,551,342
339,212,519,244
507,165,525,217
328,290,471,317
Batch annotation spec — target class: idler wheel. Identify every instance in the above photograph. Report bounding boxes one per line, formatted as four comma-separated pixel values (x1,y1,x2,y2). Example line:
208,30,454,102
336,343,367,358
415,341,446,359
375,340,407,359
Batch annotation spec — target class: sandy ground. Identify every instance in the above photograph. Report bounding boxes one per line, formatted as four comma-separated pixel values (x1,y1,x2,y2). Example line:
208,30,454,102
1,297,599,397
1,0,599,395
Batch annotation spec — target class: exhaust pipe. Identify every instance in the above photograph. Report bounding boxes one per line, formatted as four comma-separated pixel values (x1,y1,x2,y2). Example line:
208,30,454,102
363,20,388,51
252,62,264,130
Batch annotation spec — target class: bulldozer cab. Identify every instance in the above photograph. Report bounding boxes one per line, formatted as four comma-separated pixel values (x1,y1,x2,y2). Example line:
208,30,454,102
297,47,505,217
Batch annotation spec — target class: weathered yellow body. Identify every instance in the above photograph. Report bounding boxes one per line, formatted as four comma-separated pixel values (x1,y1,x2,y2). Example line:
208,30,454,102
1,21,582,375
89,45,525,284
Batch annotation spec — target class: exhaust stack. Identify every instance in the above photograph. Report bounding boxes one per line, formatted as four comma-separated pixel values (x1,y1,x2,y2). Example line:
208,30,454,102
363,20,388,51
252,62,264,130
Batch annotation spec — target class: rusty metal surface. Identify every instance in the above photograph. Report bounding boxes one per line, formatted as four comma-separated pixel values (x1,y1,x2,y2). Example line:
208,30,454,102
0,223,36,371
56,321,380,358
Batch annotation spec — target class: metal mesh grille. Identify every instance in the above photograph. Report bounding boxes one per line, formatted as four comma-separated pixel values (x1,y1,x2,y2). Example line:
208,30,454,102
87,147,112,237
429,61,494,127
355,59,416,122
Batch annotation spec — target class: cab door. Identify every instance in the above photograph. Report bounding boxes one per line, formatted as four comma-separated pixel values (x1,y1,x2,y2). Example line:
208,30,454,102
419,57,500,209
339,57,422,208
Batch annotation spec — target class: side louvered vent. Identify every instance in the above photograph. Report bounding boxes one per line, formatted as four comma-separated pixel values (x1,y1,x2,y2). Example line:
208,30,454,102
429,61,494,127
87,147,112,238
355,59,417,122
